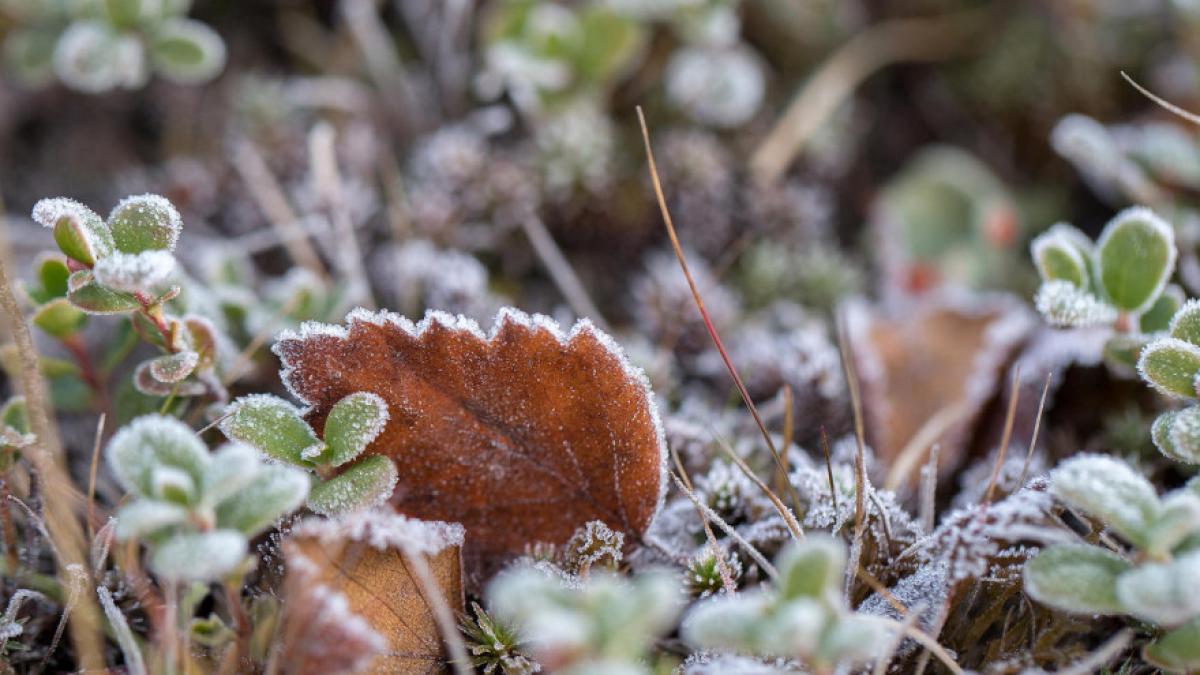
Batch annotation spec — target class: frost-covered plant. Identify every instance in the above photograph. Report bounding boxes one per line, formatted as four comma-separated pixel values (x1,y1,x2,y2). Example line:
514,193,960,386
1138,300,1200,463
460,601,541,675
683,535,890,671
0,396,33,472
1023,454,1200,672
487,566,681,674
31,194,232,405
3,0,225,92
108,414,309,581
684,548,742,598
218,392,396,516
1030,207,1177,332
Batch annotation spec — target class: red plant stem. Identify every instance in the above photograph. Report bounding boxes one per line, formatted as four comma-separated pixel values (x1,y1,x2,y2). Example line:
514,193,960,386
0,471,19,575
61,335,103,397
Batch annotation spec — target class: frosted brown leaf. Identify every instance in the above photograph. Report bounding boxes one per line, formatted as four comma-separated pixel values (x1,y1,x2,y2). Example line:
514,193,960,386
280,511,465,674
273,307,667,580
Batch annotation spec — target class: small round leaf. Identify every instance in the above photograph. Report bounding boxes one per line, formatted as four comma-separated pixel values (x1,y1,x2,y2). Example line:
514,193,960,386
1096,206,1177,313
218,394,322,466
321,392,389,467
1139,337,1200,399
1023,544,1130,615
307,455,398,516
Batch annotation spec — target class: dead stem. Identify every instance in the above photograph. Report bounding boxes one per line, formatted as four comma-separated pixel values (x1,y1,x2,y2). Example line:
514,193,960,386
399,546,471,675
670,473,778,580
519,215,611,331
1018,372,1054,487
835,312,868,598
749,7,994,183
0,218,104,669
670,446,736,594
983,365,1022,505
86,413,105,542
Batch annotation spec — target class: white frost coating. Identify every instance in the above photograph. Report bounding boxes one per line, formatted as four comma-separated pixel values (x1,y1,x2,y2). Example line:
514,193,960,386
1030,227,1088,286
292,508,465,555
1035,281,1118,328
32,196,97,229
94,250,176,293
271,306,672,526
218,393,324,459
665,44,765,128
1169,298,1200,337
108,193,183,251
1096,205,1178,313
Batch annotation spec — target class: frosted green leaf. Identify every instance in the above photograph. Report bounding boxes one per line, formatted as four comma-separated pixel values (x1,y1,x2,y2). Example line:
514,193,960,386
1147,492,1200,557
681,591,772,652
150,465,196,504
321,392,389,467
1023,544,1130,615
1031,229,1088,289
1143,285,1186,334
1034,281,1116,328
26,256,70,304
183,316,219,371
1154,411,1187,463
31,298,86,339
133,361,205,398
1138,337,1200,399
32,197,113,265
104,0,150,27
107,194,182,253
1145,617,1200,672
106,414,209,498
114,499,189,540
67,270,140,314
778,535,844,600
218,394,322,465
151,529,246,581
214,464,309,537
1050,454,1160,547
1096,206,1176,313
1116,550,1200,626
150,18,226,84
307,455,398,516
147,350,198,384
757,597,826,657
1171,299,1200,345
94,250,176,293
817,615,890,666
0,397,34,452
1168,406,1200,465
201,443,261,508
52,21,147,93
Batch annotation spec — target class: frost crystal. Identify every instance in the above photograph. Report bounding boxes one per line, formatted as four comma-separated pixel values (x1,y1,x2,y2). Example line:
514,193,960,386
291,508,465,555
1034,280,1117,327
94,250,176,293
666,44,765,128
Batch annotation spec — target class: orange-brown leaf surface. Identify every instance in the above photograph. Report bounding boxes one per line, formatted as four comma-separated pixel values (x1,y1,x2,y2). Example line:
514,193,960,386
280,510,465,674
844,293,1034,487
273,308,667,579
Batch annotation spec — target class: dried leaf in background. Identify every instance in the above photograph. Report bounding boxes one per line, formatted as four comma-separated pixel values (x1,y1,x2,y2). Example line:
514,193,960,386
281,510,465,674
273,308,667,580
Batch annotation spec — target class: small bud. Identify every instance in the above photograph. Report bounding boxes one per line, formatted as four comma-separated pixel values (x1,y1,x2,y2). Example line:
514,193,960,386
1034,280,1117,328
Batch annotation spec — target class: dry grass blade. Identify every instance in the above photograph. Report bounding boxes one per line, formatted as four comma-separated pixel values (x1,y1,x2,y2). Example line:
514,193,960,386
669,473,778,580
86,413,105,541
884,401,971,492
637,106,800,528
519,215,611,332
712,433,804,541
1121,71,1200,126
835,311,869,596
1018,372,1053,486
670,447,736,594
0,221,104,670
983,365,1022,504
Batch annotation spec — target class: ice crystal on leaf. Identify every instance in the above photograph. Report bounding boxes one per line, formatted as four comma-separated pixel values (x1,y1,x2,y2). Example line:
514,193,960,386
272,307,668,581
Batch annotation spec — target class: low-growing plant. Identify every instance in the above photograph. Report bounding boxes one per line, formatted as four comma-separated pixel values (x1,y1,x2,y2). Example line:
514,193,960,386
1024,454,1200,671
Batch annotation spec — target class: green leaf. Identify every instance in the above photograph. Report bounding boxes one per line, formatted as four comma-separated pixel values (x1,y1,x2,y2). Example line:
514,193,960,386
146,350,198,384
28,256,71,304
3,27,59,87
31,298,86,339
1171,299,1200,345
1096,206,1177,312
307,455,398,516
218,394,322,466
778,535,844,600
1147,491,1200,557
1031,228,1089,289
1168,406,1200,465
151,529,246,582
201,443,261,508
1138,337,1200,399
0,397,33,451
107,194,182,253
1145,617,1200,672
1023,544,1130,615
114,499,189,540
1050,454,1160,548
1143,285,1186,334
1115,550,1200,626
321,392,389,467
32,198,114,266
1154,410,1187,462
67,270,140,315
150,18,225,84
104,0,149,27
150,464,197,504
214,464,309,537
106,414,209,499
